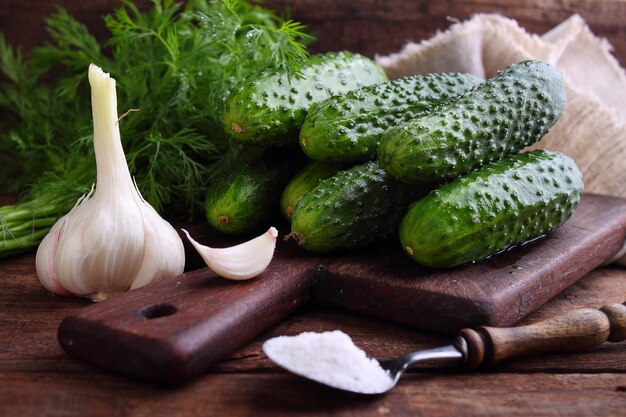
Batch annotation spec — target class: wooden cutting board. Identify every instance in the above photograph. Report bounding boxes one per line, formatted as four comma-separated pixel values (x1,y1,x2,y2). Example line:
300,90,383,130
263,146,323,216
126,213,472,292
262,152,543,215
58,193,626,385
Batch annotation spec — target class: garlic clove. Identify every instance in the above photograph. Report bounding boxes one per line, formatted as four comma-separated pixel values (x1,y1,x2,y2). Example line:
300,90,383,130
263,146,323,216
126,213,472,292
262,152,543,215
35,217,73,296
182,227,278,280
129,203,185,290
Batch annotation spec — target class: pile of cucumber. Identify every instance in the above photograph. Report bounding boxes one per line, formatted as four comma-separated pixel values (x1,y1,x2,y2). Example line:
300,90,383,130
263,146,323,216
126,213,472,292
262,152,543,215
214,52,583,268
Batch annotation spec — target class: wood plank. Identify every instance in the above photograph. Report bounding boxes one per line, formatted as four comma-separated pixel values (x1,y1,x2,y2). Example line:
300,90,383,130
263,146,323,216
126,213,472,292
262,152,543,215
2,0,625,67
215,309,626,375
218,267,626,375
265,0,626,66
1,372,625,417
3,257,625,377
1,249,625,417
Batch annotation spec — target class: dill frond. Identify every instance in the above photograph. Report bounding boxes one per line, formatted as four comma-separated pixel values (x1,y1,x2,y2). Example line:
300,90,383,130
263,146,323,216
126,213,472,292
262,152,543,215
0,0,313,222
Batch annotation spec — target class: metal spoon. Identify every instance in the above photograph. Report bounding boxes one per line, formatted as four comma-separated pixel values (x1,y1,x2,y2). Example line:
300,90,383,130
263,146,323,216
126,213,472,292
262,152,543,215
264,302,626,395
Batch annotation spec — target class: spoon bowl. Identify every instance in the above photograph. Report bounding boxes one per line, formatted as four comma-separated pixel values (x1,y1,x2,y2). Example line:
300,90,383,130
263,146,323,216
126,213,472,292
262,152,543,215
262,335,467,395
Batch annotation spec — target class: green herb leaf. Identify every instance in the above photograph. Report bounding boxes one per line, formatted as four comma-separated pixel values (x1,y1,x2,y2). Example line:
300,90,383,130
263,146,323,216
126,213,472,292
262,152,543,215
0,0,313,222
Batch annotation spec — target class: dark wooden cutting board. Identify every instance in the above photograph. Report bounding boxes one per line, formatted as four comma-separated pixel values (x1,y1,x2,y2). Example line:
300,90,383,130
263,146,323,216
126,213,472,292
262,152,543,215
313,193,626,333
58,193,626,385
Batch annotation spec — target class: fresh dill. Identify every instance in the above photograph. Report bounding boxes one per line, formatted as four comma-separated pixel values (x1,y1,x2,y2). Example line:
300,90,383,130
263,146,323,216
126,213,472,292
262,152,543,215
0,0,313,256
0,0,312,214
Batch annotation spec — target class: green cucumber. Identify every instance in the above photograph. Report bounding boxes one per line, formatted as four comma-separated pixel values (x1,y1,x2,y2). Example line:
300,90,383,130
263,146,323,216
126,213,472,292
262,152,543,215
280,161,344,221
205,153,302,234
222,52,388,145
378,60,566,184
399,150,583,268
290,161,429,253
299,73,482,162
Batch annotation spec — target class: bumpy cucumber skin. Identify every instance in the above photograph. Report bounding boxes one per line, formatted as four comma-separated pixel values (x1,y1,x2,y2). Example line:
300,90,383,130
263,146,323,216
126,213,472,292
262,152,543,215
290,161,428,253
205,157,299,234
399,150,583,268
222,52,388,145
300,73,482,162
280,161,344,221
378,60,566,184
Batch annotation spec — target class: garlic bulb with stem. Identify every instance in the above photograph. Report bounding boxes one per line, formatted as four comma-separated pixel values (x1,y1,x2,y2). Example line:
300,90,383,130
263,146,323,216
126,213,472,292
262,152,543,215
36,64,185,302
182,227,278,280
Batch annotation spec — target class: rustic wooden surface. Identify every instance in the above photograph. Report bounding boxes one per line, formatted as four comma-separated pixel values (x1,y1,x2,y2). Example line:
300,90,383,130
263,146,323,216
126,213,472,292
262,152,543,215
3,0,626,68
2,0,626,416
56,194,626,386
1,252,626,416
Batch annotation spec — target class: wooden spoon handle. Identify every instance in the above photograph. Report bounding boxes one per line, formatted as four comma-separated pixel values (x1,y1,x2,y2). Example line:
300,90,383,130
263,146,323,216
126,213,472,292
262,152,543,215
460,303,626,368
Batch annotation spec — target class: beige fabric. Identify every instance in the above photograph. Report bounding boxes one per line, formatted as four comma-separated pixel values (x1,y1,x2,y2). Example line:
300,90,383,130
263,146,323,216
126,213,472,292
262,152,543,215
376,14,626,264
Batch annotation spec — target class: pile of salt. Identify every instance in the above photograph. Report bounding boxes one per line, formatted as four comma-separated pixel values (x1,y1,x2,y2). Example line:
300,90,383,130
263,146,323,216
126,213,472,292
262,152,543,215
262,330,392,394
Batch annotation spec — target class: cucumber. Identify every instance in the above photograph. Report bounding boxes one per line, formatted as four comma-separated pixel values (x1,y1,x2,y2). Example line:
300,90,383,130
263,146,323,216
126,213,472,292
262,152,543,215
399,150,583,268
222,52,388,145
205,152,302,234
378,60,566,184
299,73,482,162
280,161,344,221
290,161,429,253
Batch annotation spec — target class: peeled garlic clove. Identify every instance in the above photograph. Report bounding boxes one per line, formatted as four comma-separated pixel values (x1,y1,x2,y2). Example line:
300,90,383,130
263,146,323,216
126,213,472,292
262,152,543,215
183,227,278,280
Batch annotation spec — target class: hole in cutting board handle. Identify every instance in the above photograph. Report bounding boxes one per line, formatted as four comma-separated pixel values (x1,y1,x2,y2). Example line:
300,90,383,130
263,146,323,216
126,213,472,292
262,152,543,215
137,303,177,319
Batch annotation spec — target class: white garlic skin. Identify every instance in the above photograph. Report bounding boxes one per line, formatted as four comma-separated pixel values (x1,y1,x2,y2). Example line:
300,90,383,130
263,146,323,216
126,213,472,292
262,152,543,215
35,65,185,302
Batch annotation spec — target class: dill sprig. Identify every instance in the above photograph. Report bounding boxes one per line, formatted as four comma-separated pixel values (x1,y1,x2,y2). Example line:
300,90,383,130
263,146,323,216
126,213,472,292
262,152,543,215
0,0,312,218
0,0,313,256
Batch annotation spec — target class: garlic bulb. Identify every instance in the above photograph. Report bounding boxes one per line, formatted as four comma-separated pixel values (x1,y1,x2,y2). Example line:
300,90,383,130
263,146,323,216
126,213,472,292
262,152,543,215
36,64,185,301
182,227,277,280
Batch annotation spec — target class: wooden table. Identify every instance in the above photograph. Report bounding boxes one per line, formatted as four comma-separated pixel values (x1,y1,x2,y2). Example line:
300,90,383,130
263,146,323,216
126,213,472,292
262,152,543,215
1,1,626,415
2,252,626,416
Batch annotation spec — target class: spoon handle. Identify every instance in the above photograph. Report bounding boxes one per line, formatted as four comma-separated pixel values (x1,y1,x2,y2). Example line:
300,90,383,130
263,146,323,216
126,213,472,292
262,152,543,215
458,302,626,368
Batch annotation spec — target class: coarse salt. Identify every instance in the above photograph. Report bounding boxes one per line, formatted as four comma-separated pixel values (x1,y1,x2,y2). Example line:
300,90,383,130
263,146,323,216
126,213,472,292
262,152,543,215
262,330,392,394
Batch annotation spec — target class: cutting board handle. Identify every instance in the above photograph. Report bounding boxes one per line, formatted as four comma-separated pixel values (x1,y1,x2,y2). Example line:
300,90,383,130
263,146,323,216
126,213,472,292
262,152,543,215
460,303,626,368
57,256,320,385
